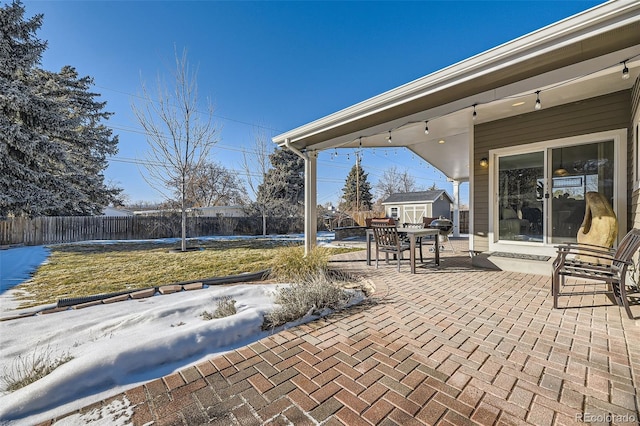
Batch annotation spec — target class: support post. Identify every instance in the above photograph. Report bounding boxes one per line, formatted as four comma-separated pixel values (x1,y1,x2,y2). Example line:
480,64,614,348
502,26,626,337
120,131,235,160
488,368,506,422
283,139,317,255
452,180,460,237
304,151,318,255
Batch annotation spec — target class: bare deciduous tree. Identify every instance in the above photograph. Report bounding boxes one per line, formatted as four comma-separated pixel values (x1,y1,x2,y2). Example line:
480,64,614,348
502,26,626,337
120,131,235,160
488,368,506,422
132,47,219,251
374,166,418,202
242,127,273,235
171,161,247,208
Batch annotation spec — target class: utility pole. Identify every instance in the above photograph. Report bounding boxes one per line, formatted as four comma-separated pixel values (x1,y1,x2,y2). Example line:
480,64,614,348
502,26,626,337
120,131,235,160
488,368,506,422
356,152,360,212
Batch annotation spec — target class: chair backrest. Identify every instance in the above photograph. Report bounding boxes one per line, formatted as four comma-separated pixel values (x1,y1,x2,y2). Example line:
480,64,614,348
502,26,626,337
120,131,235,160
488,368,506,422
613,228,640,270
371,225,400,249
370,218,396,227
403,222,425,229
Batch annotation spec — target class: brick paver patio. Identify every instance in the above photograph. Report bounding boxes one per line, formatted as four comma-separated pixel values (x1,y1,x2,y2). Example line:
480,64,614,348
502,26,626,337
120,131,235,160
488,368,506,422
40,239,639,425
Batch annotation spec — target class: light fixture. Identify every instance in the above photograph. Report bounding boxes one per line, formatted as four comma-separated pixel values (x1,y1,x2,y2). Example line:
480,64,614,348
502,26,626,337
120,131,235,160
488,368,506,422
472,104,477,121
553,148,569,176
535,91,541,110
512,101,525,107
438,139,445,144
424,121,429,135
387,130,392,144
479,158,488,167
622,60,630,80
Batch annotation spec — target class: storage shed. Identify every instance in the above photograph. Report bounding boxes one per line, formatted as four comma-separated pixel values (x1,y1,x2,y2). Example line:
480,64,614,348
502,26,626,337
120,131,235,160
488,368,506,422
381,190,452,224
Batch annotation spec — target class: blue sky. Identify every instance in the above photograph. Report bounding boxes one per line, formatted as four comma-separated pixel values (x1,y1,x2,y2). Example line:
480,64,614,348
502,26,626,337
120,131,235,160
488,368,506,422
22,0,604,208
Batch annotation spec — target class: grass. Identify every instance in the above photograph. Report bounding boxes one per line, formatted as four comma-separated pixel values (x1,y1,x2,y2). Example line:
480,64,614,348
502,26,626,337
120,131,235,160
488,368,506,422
14,239,359,308
1,344,73,392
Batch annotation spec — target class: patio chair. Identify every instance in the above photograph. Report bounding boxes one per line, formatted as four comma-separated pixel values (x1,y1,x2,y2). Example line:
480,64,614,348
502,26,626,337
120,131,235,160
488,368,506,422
552,228,640,319
402,222,425,263
371,224,411,272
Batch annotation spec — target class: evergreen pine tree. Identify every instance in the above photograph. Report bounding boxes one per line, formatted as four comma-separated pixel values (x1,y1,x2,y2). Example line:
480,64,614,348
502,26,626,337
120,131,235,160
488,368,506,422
0,1,120,218
340,158,373,211
257,148,304,217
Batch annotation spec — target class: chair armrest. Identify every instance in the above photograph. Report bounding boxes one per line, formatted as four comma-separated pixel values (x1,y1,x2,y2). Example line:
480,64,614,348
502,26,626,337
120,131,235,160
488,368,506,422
554,243,615,256
555,249,634,267
555,241,615,251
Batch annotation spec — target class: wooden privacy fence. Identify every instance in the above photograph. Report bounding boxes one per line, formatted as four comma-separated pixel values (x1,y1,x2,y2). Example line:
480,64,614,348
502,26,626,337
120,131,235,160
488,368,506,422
0,215,306,246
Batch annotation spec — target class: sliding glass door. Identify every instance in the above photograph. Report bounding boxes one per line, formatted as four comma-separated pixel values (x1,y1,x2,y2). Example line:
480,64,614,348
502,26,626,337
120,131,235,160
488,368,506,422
496,140,615,245
549,141,614,243
497,151,544,242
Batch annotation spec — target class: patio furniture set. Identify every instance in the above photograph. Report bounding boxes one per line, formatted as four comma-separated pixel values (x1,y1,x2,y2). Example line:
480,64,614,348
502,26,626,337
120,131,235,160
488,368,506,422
367,215,639,320
366,217,454,274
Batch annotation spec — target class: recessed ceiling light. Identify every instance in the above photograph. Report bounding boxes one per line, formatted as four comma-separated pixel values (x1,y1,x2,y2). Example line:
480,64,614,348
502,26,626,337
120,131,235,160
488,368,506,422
512,101,526,107
438,140,445,144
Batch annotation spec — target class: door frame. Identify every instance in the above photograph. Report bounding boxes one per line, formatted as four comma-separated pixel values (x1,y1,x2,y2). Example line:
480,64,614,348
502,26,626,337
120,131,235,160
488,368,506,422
488,129,627,256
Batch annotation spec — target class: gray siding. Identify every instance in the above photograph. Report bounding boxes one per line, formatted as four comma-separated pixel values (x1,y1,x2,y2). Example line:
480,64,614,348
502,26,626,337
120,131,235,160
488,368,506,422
473,90,632,252
432,199,452,219
631,77,640,230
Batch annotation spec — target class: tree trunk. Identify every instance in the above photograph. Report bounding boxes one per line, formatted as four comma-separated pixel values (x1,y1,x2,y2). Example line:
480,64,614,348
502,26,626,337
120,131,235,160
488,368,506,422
181,179,187,251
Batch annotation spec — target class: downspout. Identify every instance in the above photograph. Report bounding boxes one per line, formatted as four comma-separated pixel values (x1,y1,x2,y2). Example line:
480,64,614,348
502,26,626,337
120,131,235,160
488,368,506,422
283,139,307,161
282,139,317,255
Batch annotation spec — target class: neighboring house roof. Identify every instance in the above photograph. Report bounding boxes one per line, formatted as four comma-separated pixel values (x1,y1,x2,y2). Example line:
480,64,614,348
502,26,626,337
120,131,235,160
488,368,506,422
382,190,452,205
273,0,640,182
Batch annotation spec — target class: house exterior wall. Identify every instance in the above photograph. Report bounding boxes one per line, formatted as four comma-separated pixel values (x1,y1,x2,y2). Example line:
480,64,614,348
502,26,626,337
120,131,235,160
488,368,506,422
473,90,632,252
631,77,640,229
432,199,452,219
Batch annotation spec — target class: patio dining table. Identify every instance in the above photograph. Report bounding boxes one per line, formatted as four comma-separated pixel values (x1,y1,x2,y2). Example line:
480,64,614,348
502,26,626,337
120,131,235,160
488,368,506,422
366,227,440,274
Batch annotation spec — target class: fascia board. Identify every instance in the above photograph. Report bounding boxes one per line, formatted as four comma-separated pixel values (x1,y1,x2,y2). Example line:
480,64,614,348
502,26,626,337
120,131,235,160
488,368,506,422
381,200,434,206
273,0,640,146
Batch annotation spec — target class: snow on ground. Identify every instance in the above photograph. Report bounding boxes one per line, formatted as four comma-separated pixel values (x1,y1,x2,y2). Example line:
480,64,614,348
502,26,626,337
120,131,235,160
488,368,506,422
0,233,364,425
0,245,50,293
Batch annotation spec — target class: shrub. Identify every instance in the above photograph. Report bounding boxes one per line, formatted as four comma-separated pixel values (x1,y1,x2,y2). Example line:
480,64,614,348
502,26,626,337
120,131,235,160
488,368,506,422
201,295,237,320
1,344,73,392
269,246,331,281
263,270,352,329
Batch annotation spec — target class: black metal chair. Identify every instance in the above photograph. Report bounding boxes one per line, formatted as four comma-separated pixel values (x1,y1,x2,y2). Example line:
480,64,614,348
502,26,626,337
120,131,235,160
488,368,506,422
552,228,640,319
371,224,411,272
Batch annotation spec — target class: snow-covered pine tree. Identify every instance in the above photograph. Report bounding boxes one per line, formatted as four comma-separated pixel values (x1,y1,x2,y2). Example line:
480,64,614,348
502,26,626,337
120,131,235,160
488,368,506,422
0,1,120,218
340,159,373,212
257,148,304,218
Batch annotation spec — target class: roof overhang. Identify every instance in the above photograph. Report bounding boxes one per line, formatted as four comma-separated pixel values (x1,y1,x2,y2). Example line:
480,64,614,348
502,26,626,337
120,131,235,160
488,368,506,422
273,0,640,181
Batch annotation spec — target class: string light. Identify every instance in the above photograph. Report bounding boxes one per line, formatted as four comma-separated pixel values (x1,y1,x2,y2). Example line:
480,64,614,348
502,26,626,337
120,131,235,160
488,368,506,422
323,55,638,149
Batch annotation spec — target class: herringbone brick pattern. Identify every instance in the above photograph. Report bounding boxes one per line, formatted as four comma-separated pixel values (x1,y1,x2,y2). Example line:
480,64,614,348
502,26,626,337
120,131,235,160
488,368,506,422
43,240,640,425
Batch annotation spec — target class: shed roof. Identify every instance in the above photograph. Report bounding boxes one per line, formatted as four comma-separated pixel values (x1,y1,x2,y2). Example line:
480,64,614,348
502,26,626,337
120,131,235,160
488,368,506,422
382,190,451,205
